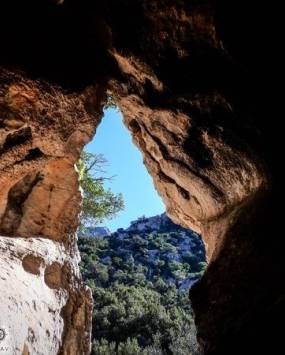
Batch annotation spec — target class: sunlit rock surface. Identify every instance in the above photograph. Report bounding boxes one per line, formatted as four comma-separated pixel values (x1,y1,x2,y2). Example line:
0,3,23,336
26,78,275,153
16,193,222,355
0,236,92,354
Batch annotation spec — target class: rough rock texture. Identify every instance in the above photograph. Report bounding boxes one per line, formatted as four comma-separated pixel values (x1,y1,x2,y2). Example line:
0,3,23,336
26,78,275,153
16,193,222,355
0,237,92,355
0,70,104,241
0,1,282,355
0,69,99,354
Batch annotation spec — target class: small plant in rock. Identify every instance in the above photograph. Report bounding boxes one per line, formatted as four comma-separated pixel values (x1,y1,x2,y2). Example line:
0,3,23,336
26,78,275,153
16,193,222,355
104,94,119,110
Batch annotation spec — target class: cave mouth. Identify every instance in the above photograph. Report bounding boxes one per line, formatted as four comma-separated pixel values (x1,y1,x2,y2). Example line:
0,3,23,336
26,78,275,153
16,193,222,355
0,1,279,354
78,106,207,354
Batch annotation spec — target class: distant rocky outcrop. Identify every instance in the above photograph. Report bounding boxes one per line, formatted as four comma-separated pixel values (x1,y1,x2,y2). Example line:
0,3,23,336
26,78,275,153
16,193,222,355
126,213,171,233
80,214,206,291
79,226,111,238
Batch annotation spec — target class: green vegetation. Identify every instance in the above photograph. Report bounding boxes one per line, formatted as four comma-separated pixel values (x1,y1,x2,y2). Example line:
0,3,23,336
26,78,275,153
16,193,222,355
77,150,205,354
79,222,205,354
90,283,199,355
77,151,124,229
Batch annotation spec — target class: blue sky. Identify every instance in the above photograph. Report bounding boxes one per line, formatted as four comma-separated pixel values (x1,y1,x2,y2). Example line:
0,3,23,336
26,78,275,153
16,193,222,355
86,108,165,231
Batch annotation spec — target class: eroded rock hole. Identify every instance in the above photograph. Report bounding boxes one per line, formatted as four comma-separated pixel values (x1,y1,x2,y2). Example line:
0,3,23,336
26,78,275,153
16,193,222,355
78,107,207,354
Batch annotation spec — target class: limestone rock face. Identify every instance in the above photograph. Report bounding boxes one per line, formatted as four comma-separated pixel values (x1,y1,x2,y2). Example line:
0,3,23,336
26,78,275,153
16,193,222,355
0,237,92,355
0,1,282,355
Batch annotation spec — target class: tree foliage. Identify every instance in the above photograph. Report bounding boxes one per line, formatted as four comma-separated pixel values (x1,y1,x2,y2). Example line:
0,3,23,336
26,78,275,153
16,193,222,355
77,151,124,228
79,225,205,354
89,283,199,354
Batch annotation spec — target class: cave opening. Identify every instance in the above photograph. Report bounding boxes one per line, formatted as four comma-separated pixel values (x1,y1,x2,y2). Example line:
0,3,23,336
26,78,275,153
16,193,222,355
78,106,207,354
0,0,280,354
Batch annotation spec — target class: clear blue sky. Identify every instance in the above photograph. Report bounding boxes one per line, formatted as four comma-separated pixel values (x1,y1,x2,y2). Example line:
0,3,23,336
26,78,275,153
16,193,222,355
86,108,165,231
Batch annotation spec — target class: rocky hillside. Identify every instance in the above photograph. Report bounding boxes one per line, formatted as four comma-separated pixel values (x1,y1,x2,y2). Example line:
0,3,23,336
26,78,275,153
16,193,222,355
79,213,206,292
78,214,206,354
80,226,111,238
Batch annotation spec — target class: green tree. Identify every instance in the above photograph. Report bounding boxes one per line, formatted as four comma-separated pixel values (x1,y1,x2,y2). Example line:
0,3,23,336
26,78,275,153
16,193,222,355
118,338,142,355
77,151,124,228
92,339,116,355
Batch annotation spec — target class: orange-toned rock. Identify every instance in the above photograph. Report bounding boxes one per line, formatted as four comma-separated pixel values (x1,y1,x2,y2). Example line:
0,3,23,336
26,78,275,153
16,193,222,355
0,70,104,241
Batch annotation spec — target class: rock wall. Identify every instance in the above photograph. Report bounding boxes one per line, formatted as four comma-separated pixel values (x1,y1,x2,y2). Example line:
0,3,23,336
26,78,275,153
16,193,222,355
0,1,282,354
0,69,101,354
0,237,92,354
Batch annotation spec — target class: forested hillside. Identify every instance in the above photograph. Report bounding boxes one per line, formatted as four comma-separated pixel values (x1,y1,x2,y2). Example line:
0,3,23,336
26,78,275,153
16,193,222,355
79,214,206,354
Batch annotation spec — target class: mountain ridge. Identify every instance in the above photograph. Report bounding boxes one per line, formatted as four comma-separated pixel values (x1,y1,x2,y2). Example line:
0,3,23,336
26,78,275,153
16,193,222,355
79,213,206,292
